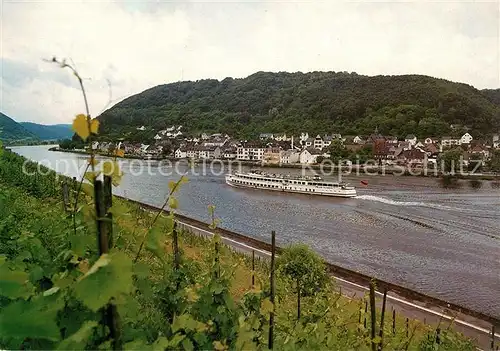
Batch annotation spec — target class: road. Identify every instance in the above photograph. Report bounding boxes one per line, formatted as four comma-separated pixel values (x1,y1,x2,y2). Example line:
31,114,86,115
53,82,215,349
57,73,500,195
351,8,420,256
176,220,499,350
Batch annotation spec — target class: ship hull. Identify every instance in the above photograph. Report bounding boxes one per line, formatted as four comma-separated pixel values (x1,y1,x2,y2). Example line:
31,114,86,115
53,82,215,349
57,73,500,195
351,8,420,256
225,174,357,198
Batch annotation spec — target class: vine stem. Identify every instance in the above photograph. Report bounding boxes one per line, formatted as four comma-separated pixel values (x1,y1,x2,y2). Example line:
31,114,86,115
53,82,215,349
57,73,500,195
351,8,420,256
72,162,91,235
46,57,95,173
133,175,186,263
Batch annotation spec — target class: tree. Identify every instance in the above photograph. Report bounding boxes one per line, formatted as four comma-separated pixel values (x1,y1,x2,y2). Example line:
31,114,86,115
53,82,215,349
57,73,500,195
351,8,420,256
328,139,348,164
438,147,464,174
276,244,329,320
351,145,374,164
488,149,500,173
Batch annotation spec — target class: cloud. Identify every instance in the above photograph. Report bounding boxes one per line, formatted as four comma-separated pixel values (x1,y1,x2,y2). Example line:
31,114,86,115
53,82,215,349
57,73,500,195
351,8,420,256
1,0,498,124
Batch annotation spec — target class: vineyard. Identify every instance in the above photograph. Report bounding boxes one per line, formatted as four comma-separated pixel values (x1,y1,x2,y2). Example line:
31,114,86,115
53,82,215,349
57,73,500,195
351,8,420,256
0,143,479,350
0,59,482,350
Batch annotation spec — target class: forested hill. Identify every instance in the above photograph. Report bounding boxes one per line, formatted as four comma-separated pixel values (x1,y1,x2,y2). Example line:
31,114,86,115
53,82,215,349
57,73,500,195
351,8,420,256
97,71,500,139
0,113,38,142
481,88,500,107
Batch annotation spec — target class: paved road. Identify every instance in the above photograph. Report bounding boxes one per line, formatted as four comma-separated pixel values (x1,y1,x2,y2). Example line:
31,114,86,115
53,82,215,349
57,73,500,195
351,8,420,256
177,220,499,350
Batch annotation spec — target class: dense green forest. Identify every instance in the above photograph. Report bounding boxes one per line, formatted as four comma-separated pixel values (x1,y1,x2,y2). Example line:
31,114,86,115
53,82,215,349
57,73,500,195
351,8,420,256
0,113,38,142
97,72,500,140
481,88,500,107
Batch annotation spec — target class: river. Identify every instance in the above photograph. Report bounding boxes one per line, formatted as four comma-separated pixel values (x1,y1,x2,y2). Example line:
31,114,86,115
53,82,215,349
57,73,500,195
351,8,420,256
9,145,500,317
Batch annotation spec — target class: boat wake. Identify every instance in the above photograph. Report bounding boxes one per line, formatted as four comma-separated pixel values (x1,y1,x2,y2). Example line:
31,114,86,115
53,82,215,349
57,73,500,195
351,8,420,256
356,195,460,211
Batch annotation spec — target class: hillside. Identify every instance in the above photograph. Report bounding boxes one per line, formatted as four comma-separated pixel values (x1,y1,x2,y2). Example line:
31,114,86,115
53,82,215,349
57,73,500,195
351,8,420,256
97,72,500,139
481,88,500,107
0,112,38,142
20,122,73,140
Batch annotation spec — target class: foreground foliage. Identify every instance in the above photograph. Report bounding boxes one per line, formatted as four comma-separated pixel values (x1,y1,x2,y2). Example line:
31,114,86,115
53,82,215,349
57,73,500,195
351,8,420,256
0,149,477,350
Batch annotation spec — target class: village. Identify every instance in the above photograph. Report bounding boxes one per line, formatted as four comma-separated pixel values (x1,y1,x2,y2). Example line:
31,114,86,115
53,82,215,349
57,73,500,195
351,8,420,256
86,124,500,168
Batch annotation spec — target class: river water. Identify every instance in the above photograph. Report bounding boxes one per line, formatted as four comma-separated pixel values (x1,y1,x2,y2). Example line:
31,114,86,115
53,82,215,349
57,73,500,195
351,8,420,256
9,145,500,317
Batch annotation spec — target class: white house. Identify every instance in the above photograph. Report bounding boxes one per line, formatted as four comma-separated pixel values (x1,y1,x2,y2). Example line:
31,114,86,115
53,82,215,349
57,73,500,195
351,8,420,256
299,148,325,164
299,132,309,145
140,144,150,154
222,148,237,159
136,125,146,131
274,133,291,142
237,143,266,161
424,137,439,144
259,133,274,140
280,150,300,164
460,133,473,145
175,148,187,159
199,146,221,160
353,136,363,144
91,141,99,150
405,134,417,146
493,134,500,148
304,138,314,148
441,136,461,147
154,134,163,141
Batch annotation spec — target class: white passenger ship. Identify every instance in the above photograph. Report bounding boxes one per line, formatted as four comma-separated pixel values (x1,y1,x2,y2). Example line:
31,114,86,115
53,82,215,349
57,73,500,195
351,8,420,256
225,170,357,197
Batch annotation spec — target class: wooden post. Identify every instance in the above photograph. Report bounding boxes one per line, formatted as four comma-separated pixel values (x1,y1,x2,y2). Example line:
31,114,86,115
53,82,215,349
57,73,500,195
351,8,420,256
378,289,387,351
72,176,77,191
94,179,121,350
392,308,396,335
405,318,409,338
268,230,276,350
435,327,441,344
103,176,113,248
369,280,377,351
172,221,180,271
214,241,220,279
364,300,368,329
491,325,496,351
94,180,109,254
297,278,301,320
62,180,70,212
251,250,255,288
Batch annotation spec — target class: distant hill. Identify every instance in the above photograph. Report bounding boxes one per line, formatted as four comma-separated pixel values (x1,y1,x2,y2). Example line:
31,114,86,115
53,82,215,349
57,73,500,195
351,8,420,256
481,89,500,107
0,113,38,142
20,122,73,140
97,72,500,139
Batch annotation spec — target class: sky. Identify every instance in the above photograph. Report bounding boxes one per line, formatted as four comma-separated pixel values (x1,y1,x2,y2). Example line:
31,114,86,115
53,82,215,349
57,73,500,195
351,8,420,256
1,0,499,125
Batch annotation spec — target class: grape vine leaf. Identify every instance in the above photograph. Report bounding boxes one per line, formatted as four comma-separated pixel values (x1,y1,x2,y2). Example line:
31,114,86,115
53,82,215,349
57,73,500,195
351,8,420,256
0,299,61,342
102,161,123,186
72,114,90,141
56,321,98,350
0,265,31,299
74,252,133,311
90,118,100,134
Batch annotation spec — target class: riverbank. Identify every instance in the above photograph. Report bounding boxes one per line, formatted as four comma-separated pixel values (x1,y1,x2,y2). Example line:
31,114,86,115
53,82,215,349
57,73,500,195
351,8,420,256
48,147,500,180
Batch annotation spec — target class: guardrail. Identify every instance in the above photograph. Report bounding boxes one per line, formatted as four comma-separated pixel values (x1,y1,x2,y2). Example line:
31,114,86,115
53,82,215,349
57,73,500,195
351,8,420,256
115,195,499,327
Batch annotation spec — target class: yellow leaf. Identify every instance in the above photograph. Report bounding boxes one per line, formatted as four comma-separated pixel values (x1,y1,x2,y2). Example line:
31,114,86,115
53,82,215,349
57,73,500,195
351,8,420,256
84,171,100,182
213,341,226,351
115,149,125,158
168,180,177,191
260,298,274,315
102,161,123,187
90,118,99,134
72,114,90,141
88,157,98,166
168,197,178,209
